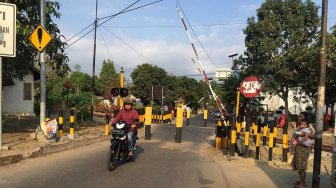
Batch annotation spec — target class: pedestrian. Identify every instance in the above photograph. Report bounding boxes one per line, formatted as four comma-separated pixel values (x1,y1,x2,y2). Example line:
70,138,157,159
291,119,312,188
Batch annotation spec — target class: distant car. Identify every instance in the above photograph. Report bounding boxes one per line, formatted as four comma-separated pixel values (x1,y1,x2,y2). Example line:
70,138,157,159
214,109,221,118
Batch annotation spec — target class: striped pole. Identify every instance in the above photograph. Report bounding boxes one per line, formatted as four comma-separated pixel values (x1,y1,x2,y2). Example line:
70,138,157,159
105,115,110,136
175,107,183,143
222,118,230,149
235,90,241,139
253,115,258,143
263,123,268,146
69,109,75,136
282,116,288,162
230,116,237,156
244,118,251,158
215,120,222,149
273,121,277,147
176,3,227,118
58,110,64,137
255,117,262,160
186,108,191,126
268,123,274,161
203,109,208,127
145,107,152,140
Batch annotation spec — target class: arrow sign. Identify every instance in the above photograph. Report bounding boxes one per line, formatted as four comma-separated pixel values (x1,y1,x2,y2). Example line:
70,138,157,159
239,76,262,98
28,25,52,52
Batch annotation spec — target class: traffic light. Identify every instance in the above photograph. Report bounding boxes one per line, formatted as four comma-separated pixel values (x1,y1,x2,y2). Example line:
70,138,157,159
111,88,128,97
111,88,120,96
120,88,128,97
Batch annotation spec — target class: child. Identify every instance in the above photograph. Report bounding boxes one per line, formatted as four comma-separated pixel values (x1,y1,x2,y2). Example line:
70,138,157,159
290,120,312,154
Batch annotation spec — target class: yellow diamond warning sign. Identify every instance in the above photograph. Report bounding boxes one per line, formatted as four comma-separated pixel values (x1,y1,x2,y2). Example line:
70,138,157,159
28,25,52,52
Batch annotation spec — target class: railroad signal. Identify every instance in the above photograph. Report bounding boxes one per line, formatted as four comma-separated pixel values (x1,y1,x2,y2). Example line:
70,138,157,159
111,88,128,97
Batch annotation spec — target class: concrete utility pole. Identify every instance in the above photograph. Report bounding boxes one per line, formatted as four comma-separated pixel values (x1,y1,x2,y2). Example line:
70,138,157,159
91,0,98,120
312,0,328,187
39,0,46,126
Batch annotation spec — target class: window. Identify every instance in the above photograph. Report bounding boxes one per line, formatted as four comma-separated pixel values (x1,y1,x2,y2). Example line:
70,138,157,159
23,83,32,100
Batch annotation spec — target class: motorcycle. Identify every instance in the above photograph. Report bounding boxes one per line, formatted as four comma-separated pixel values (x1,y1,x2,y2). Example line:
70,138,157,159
107,120,137,171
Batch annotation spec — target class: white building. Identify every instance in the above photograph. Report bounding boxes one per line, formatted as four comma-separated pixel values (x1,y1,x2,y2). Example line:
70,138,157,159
262,89,314,114
215,68,232,80
2,69,39,116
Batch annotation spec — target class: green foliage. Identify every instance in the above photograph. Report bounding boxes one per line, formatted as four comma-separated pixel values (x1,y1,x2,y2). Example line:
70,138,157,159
69,71,92,93
2,0,68,86
98,60,119,90
68,92,92,121
236,0,320,114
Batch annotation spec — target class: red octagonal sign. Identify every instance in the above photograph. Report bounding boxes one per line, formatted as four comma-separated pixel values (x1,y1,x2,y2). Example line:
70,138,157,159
240,76,262,98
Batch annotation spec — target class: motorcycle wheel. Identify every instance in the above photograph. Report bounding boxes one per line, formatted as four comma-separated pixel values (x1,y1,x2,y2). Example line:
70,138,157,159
107,147,118,171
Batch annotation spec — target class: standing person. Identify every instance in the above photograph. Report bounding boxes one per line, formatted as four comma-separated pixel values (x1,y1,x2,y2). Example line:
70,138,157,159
112,99,139,157
291,120,312,188
291,112,306,129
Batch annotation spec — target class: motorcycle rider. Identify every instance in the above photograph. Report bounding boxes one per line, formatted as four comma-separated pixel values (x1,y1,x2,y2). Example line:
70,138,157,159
112,98,139,157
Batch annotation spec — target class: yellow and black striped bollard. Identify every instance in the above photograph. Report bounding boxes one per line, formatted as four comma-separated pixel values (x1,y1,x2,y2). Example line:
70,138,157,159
70,109,75,136
58,110,64,137
263,123,268,146
244,118,251,158
268,123,274,161
282,117,288,162
215,119,222,149
203,109,208,127
105,115,110,136
175,107,183,143
186,108,191,126
230,116,237,156
145,107,152,140
255,118,262,160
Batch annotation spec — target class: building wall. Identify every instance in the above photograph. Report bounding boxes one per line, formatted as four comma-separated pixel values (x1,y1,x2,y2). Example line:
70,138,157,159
2,73,35,116
262,89,314,114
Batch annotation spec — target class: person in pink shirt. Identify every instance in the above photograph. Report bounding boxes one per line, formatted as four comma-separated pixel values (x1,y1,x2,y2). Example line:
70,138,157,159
112,99,139,157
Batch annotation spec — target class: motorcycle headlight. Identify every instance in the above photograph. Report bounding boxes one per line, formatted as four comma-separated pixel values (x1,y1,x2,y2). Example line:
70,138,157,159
116,123,125,129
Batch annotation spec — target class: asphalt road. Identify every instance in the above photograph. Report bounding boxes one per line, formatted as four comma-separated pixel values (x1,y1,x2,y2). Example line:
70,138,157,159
0,115,331,188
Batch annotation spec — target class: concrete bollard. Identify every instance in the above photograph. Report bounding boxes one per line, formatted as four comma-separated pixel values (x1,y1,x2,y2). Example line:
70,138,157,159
230,116,237,156
186,108,191,126
255,117,262,160
105,115,110,136
244,118,251,158
268,123,274,161
145,107,152,140
282,116,289,162
175,107,183,143
69,109,75,136
215,119,222,149
203,109,208,127
58,110,64,137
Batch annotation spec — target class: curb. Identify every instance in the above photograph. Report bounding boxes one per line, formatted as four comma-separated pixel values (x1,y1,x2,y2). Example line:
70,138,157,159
0,135,106,166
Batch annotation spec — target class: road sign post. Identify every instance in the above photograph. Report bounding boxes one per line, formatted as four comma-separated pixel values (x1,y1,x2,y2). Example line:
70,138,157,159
0,2,16,149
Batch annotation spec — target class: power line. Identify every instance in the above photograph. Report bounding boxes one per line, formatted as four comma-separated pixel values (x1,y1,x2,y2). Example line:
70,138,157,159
176,0,218,68
65,0,164,49
103,23,247,28
65,0,140,49
102,26,155,64
97,27,123,68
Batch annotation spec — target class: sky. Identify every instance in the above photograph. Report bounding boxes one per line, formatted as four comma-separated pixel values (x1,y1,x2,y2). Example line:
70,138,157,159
54,0,336,81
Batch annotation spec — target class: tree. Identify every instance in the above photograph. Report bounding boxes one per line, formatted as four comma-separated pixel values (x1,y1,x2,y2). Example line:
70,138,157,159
237,0,320,115
98,59,119,93
2,0,68,86
130,64,169,103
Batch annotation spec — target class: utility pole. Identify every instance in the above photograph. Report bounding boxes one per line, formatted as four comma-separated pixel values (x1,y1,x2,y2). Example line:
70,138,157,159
40,0,46,126
91,0,98,120
312,0,328,187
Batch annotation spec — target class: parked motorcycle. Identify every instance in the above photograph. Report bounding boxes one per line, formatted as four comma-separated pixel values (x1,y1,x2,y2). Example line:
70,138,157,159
107,120,137,171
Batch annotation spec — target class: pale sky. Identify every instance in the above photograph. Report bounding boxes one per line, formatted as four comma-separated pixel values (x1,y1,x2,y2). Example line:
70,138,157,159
54,0,336,80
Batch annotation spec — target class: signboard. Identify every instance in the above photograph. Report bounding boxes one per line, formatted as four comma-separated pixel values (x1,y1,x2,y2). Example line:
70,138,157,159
28,25,52,52
0,3,16,57
239,76,262,98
